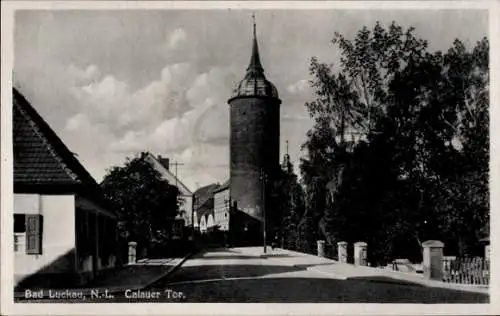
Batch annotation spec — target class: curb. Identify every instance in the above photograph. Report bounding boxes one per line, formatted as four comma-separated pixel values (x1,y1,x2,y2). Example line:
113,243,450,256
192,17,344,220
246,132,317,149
305,265,489,295
269,249,490,295
14,252,196,299
142,251,195,289
357,277,490,294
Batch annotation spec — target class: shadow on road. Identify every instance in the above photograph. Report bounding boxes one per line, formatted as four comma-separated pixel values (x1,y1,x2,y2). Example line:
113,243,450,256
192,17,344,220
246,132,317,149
159,276,489,303
346,275,425,287
159,264,305,284
199,255,265,260
200,254,294,260
200,248,239,253
292,262,341,269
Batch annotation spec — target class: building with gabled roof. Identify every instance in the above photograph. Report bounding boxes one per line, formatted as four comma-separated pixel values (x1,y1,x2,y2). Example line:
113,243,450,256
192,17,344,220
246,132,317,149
13,88,119,289
213,180,230,232
142,152,194,229
193,183,220,233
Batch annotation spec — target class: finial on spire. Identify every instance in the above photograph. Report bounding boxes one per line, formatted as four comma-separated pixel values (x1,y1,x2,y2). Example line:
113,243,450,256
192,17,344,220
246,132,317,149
252,12,256,38
246,12,264,74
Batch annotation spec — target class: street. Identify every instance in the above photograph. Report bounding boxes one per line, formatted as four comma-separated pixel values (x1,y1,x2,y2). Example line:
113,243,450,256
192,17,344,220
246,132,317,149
14,247,489,303
144,248,488,303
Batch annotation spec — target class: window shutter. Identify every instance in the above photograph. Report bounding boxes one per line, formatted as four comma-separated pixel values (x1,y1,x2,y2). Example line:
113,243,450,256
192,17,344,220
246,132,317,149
25,214,43,254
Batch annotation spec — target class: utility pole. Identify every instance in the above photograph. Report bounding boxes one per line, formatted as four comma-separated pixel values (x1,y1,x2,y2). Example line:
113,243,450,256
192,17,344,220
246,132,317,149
170,161,185,189
191,195,196,243
170,160,187,235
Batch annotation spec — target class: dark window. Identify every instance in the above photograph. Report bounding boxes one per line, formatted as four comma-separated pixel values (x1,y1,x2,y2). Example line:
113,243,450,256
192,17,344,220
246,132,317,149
25,214,43,255
14,214,26,233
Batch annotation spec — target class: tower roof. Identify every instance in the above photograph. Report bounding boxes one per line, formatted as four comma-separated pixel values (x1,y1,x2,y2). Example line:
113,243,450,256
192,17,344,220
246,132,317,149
230,14,279,100
247,15,264,74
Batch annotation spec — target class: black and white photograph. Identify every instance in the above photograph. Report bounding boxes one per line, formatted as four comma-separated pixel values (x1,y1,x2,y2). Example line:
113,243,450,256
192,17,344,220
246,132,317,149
1,1,498,315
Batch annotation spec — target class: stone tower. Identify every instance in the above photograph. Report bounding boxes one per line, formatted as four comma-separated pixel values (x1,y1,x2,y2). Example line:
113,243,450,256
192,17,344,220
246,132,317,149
228,15,281,236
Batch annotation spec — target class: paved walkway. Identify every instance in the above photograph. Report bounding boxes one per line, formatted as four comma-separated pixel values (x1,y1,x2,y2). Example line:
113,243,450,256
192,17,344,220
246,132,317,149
233,247,489,294
14,257,187,300
85,258,177,289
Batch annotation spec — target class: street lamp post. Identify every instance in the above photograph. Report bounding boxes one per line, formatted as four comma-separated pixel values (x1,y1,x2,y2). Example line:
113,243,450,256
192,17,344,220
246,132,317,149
260,169,267,254
191,195,195,241
224,198,231,246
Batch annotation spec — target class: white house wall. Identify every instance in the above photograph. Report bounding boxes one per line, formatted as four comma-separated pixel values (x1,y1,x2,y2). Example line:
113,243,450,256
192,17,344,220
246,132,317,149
193,211,199,228
14,194,76,283
200,215,207,233
180,194,193,226
207,214,215,229
214,188,230,231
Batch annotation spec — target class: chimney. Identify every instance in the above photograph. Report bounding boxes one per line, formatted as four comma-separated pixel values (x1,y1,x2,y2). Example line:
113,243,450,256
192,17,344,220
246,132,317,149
158,155,169,170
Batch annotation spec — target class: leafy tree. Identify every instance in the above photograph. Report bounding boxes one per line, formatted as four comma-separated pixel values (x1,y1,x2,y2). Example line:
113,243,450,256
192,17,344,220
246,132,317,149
274,154,306,251
299,21,489,263
301,21,431,256
431,38,489,256
101,153,181,255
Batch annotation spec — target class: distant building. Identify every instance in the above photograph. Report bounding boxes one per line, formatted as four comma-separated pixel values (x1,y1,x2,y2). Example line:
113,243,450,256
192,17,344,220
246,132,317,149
193,183,220,234
142,152,193,229
213,180,230,231
228,18,281,243
13,88,119,289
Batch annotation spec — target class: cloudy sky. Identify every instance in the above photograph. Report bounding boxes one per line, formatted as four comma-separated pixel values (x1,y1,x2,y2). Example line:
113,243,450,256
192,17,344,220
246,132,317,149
13,9,487,191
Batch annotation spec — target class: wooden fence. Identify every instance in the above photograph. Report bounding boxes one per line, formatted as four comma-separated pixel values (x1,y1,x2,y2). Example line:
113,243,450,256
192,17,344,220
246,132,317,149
442,257,489,285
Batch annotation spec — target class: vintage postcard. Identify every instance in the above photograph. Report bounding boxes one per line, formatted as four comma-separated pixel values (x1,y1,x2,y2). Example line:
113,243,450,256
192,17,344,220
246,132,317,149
1,1,498,315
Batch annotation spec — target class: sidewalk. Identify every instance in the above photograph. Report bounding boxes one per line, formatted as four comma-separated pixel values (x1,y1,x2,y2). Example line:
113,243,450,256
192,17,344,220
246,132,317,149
14,255,192,299
233,247,489,295
308,261,489,294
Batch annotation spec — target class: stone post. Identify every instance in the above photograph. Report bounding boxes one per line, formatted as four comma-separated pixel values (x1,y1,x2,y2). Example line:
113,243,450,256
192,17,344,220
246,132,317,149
422,240,444,281
337,241,348,263
317,240,325,257
485,244,490,262
128,241,137,264
354,241,368,266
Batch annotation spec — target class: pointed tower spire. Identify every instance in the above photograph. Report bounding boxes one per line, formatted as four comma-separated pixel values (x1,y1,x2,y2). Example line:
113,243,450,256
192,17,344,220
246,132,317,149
247,12,264,74
282,140,292,174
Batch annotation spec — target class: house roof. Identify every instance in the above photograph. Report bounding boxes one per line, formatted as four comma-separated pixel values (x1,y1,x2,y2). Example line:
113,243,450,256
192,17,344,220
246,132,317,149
213,179,229,194
13,88,114,215
193,183,219,209
143,152,192,195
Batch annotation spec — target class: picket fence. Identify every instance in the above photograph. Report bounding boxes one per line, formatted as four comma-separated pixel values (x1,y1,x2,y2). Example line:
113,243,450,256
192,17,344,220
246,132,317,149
442,257,490,285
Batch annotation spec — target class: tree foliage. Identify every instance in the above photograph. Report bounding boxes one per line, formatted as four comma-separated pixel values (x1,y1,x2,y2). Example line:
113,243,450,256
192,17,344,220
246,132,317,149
101,153,182,253
297,21,489,264
269,155,307,252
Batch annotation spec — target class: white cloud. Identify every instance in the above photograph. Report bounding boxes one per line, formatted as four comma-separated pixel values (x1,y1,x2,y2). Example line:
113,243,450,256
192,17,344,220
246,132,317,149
287,79,310,94
282,113,309,122
168,28,187,50
69,63,198,135
67,64,101,83
65,112,88,131
66,63,236,170
172,143,230,190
